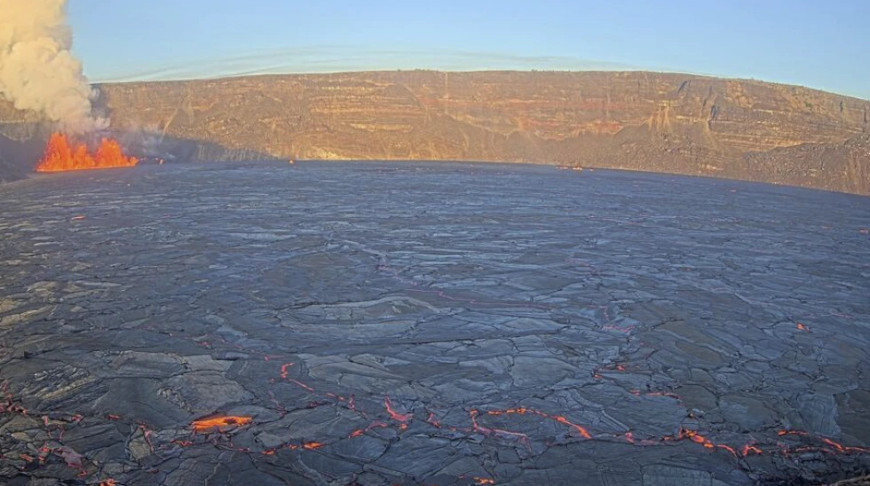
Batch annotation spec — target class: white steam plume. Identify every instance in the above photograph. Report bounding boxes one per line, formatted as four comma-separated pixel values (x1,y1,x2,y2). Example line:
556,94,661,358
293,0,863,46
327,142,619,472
0,0,107,134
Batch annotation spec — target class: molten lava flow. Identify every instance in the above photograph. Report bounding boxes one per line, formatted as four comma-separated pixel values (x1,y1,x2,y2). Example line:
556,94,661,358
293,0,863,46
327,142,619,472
678,427,715,449
280,362,294,379
35,133,138,172
384,396,413,423
191,415,252,433
742,444,763,456
470,409,532,449
485,407,592,439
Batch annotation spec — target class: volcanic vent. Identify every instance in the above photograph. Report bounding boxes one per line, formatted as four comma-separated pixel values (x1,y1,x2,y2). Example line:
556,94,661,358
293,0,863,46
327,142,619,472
36,133,138,172
0,0,140,173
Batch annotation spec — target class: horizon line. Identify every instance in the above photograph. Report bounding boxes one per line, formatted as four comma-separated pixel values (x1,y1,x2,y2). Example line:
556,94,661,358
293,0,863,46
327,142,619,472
90,68,870,102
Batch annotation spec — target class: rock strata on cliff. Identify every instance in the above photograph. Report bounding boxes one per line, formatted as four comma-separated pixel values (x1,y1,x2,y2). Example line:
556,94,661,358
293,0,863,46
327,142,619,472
1,71,868,194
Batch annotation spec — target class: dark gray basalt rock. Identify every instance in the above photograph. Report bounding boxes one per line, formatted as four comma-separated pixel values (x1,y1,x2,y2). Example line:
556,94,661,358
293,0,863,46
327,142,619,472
0,162,868,485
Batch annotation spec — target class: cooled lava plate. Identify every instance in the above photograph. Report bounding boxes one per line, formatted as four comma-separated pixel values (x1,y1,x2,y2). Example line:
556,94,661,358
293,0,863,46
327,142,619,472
1,162,868,485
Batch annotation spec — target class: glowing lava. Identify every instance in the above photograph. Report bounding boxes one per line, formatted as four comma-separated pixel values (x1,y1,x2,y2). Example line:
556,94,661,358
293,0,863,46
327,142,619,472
485,407,592,439
191,415,252,433
384,396,412,430
742,444,763,456
384,396,412,422
35,133,138,172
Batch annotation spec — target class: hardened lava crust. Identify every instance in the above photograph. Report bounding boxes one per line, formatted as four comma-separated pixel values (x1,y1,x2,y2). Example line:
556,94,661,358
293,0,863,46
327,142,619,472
0,162,868,485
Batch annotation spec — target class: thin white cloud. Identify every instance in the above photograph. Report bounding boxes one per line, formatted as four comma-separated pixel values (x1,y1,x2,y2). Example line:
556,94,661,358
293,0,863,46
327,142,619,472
90,45,639,83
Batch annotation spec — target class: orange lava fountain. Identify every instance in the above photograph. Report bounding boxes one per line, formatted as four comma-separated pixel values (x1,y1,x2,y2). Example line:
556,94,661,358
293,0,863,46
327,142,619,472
36,133,138,172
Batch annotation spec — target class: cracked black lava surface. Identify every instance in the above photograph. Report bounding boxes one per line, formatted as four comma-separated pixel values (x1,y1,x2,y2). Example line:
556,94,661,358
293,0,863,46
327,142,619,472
1,161,869,485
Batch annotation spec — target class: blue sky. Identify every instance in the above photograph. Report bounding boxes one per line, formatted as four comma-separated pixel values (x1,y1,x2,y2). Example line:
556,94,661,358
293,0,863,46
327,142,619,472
69,0,870,99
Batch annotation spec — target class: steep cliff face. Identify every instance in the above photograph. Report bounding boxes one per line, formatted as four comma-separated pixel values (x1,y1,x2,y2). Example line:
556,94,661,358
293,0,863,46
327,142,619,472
1,71,868,194
741,134,870,195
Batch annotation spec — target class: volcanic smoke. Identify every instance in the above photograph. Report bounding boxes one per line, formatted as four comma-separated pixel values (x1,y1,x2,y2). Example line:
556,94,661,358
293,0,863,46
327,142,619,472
0,0,139,171
0,0,107,134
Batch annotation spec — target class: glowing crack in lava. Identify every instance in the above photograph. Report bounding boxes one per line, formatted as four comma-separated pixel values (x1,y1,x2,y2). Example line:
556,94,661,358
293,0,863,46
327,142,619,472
35,133,138,172
191,415,253,433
